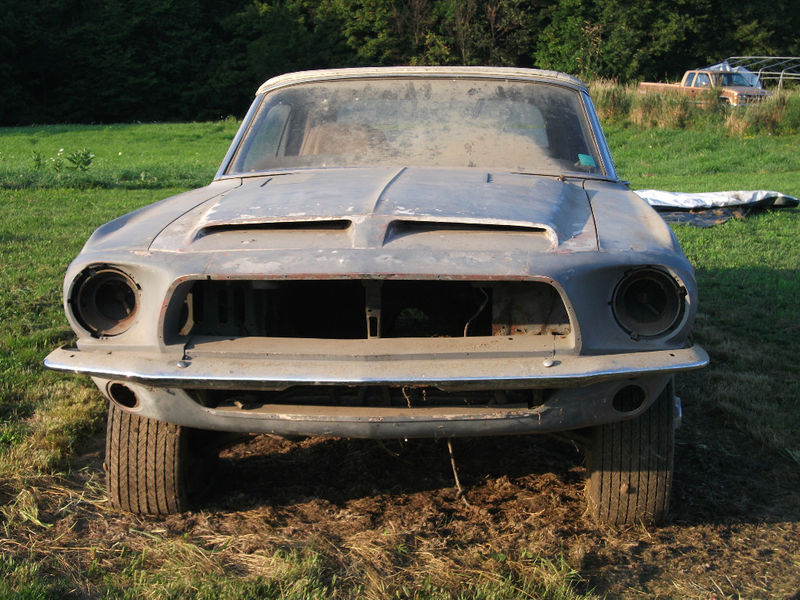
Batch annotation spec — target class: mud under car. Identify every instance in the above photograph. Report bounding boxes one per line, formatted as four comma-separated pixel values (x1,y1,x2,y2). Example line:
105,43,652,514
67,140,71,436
45,67,708,524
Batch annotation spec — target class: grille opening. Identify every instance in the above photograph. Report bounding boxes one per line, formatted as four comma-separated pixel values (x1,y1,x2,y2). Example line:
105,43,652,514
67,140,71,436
187,386,549,410
175,279,570,340
612,385,646,413
108,383,138,409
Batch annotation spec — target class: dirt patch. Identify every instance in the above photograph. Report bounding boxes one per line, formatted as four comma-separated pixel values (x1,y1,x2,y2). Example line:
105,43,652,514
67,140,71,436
6,396,800,598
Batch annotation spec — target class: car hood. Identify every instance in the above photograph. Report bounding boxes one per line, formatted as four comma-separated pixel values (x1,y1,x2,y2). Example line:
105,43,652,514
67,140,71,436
726,86,769,95
149,167,598,253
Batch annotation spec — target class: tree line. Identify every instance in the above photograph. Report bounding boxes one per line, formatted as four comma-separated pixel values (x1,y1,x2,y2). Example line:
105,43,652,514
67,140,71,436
2,0,798,125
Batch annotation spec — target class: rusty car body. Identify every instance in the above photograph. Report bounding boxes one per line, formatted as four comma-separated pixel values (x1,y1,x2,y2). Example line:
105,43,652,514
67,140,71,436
45,67,707,524
638,69,771,105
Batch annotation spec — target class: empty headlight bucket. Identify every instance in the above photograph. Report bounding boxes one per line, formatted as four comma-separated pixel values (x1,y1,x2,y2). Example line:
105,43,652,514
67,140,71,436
70,266,139,337
612,267,685,339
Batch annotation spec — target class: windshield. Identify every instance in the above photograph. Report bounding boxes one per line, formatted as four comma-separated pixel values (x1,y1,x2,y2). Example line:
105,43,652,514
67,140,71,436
228,78,603,175
718,72,753,87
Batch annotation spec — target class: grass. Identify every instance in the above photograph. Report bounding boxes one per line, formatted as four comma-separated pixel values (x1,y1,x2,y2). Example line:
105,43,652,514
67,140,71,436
0,540,595,600
0,553,67,599
1,118,799,597
0,120,240,189
0,186,187,475
608,126,800,195
674,213,800,460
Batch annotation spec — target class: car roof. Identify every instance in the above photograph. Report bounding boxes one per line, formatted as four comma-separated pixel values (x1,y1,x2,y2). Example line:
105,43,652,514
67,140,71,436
255,66,587,95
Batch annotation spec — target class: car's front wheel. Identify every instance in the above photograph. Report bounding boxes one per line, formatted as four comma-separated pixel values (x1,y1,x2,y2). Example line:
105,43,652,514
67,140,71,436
105,402,195,515
585,381,675,526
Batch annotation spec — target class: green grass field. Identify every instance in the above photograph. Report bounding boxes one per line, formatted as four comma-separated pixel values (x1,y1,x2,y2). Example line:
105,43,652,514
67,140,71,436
0,121,239,189
1,120,798,598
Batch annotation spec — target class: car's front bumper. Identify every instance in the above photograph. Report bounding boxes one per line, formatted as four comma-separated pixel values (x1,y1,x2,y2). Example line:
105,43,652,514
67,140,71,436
45,337,707,391
44,339,707,438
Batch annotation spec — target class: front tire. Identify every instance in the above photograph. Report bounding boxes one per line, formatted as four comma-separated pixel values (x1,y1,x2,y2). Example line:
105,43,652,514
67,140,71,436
585,381,675,526
105,403,193,515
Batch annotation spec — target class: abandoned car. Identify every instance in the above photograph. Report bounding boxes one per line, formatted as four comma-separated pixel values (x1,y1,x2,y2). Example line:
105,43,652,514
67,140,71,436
45,67,708,525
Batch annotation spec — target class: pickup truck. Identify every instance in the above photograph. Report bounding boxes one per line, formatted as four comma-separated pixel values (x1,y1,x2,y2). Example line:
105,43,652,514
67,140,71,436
638,70,771,105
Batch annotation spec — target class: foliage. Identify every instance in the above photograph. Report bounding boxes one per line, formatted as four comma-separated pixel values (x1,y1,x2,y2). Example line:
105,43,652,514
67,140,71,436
1,0,799,124
533,0,598,78
65,148,95,171
534,0,800,81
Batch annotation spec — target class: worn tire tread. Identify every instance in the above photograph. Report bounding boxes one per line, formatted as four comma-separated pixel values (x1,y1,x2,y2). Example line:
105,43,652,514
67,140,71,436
106,403,189,515
586,382,674,526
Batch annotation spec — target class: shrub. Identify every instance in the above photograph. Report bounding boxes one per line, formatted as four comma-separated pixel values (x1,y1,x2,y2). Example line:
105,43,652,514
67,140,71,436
629,92,665,128
66,148,95,171
722,92,800,135
589,80,634,123
655,93,694,129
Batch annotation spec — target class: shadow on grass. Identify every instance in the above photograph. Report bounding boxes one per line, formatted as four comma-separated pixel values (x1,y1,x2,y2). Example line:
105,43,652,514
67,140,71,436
196,412,800,527
203,432,586,511
671,384,800,525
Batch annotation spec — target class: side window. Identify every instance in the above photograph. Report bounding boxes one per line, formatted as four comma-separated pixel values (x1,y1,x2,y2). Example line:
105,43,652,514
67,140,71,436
684,73,695,87
239,104,291,171
695,73,711,88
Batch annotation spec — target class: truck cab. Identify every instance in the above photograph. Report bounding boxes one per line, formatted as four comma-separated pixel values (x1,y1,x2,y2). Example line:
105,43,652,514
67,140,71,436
681,70,770,105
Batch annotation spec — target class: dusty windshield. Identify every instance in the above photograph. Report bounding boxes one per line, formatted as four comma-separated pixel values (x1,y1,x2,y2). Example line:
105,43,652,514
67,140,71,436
718,72,754,87
229,78,603,175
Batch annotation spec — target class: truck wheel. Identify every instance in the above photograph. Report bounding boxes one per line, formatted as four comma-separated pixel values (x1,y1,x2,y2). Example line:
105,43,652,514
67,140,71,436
585,382,674,526
105,402,196,515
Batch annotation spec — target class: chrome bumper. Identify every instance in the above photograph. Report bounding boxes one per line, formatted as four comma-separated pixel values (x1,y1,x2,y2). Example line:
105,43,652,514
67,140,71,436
44,339,707,438
44,337,708,392
93,375,673,438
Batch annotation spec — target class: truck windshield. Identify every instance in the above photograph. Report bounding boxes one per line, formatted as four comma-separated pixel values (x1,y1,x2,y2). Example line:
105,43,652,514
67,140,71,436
719,72,754,87
228,78,603,176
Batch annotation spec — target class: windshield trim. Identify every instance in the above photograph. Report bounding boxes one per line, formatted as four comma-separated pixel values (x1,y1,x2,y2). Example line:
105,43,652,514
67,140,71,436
256,67,588,96
219,76,609,180
215,164,621,184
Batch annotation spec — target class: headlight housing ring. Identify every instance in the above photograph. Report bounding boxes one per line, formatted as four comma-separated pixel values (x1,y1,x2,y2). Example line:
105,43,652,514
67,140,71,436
612,267,686,340
70,266,139,337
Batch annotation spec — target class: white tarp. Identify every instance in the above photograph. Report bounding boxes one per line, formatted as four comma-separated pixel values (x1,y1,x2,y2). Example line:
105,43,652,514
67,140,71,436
703,60,763,88
634,189,797,210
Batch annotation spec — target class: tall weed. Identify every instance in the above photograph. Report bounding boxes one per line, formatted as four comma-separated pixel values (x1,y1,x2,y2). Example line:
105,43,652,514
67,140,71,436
630,91,695,129
588,80,633,123
589,80,800,137
725,92,800,135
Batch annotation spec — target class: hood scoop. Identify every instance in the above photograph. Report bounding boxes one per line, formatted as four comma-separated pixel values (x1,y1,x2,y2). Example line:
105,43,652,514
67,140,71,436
190,218,355,252
387,220,547,236
150,167,597,253
196,219,352,239
382,218,553,251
